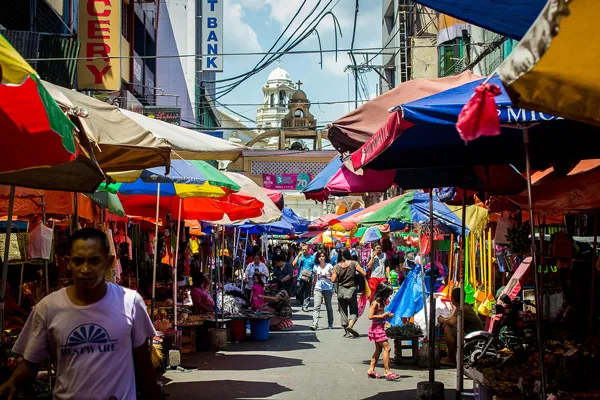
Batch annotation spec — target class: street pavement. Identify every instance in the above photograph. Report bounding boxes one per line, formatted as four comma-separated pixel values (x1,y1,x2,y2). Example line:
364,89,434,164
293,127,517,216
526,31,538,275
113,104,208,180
164,297,468,399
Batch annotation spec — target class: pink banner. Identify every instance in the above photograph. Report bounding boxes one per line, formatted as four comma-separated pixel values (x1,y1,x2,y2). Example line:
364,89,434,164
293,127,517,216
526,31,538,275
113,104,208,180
263,173,312,191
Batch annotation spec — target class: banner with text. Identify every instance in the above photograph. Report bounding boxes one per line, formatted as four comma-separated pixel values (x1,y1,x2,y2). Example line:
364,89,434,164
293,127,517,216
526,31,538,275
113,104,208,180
263,174,312,191
201,0,223,71
78,0,122,90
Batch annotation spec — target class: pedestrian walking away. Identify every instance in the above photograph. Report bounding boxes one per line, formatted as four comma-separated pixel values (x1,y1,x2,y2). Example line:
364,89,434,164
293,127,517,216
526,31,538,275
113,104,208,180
0,228,160,400
332,249,367,338
367,281,400,381
293,244,315,312
310,251,335,330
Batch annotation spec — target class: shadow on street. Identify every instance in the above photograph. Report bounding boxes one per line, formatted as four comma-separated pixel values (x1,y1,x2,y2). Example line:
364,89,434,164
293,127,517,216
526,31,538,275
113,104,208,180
165,379,293,399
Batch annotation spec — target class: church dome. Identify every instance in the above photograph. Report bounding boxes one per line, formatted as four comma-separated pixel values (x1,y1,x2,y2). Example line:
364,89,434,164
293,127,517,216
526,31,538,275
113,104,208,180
267,66,291,82
291,89,307,102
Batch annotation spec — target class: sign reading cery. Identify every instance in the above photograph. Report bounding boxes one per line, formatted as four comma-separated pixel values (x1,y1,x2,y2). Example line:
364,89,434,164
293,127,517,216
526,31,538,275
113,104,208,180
78,0,122,90
201,0,223,72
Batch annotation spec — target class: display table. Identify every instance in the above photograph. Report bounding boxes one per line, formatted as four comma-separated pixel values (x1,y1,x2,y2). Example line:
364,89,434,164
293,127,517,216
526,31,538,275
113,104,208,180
179,320,205,353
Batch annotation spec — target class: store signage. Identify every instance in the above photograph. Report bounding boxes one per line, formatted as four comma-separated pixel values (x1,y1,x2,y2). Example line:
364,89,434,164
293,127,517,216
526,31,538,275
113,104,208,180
143,106,181,125
501,107,562,123
78,0,122,90
263,174,312,191
201,0,223,72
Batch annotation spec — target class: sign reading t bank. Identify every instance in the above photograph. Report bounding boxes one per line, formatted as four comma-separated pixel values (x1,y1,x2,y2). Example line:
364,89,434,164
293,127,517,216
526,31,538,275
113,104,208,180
201,0,223,72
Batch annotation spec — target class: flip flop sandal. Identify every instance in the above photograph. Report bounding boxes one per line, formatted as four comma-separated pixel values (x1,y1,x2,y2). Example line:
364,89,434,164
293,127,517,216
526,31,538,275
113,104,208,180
367,372,383,379
385,373,400,381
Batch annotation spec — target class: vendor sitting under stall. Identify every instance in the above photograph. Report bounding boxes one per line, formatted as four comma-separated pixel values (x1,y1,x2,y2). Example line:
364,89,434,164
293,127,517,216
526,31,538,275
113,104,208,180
190,272,215,314
259,278,293,331
438,287,483,366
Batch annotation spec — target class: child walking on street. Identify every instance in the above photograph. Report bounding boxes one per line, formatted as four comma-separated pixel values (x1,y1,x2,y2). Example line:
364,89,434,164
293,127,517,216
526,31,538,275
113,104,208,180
367,281,400,381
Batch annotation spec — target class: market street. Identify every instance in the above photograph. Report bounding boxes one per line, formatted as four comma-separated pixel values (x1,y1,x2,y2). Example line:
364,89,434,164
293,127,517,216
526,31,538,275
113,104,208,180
164,298,460,399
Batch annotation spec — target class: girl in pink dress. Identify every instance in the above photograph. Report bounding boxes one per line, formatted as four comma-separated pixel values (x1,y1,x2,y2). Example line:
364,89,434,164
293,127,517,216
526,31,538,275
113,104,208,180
250,274,266,310
367,281,400,381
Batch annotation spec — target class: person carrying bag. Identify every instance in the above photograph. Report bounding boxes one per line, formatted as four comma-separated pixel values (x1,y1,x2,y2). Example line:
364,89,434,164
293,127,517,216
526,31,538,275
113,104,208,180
332,249,367,338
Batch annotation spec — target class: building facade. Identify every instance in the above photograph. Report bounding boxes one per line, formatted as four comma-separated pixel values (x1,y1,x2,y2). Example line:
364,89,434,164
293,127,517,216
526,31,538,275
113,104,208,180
255,67,298,132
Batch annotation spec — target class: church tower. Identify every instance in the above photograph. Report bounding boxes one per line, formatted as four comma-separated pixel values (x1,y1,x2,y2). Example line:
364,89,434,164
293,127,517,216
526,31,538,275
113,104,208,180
282,80,316,129
256,66,297,132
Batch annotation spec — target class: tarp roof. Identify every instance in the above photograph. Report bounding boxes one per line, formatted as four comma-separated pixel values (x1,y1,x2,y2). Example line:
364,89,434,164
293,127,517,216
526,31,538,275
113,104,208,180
328,71,481,154
411,0,546,40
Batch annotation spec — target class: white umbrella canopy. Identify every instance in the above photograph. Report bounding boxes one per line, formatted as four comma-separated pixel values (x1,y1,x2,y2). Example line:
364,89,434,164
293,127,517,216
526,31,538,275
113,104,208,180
211,172,282,225
121,109,248,161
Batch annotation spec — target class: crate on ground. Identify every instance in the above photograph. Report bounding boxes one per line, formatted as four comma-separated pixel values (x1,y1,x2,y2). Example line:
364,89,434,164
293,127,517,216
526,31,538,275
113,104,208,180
393,336,419,365
180,325,196,354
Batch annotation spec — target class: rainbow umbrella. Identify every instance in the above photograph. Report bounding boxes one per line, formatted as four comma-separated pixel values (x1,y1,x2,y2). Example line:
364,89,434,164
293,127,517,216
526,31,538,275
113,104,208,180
0,33,77,174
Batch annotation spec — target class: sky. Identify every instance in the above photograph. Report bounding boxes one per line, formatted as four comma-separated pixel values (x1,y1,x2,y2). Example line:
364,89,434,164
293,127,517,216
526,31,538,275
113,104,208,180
217,0,383,131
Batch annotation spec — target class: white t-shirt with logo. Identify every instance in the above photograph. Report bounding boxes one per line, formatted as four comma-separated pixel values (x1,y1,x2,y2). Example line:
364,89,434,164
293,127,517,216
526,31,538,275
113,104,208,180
245,262,269,284
13,283,156,400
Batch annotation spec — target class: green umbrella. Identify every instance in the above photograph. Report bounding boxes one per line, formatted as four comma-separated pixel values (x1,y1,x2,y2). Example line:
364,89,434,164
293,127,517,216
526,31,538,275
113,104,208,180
87,191,125,217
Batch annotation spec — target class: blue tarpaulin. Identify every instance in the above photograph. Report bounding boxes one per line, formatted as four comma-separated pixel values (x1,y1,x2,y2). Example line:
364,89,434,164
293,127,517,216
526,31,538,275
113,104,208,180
412,0,546,40
282,207,309,233
237,207,309,235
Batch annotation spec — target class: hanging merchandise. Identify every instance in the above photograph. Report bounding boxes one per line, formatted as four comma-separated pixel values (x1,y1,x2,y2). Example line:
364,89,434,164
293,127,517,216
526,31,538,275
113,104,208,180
464,233,475,304
494,212,515,245
28,222,52,260
475,233,486,303
385,265,425,326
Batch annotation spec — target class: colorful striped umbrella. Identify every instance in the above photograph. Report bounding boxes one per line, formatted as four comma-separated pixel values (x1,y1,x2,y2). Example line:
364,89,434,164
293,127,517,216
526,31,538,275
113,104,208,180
0,33,77,174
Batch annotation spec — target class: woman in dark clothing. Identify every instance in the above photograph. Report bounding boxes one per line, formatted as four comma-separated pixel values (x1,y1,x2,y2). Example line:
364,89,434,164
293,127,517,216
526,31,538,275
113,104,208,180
332,249,367,338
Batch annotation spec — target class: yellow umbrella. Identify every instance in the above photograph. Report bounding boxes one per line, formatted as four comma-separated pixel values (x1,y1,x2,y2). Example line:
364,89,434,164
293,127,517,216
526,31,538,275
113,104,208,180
499,0,600,126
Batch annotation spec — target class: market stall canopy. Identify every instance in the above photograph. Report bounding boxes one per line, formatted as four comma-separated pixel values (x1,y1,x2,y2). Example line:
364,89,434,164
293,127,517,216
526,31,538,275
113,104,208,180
359,191,465,235
351,76,600,172
410,0,546,40
305,154,525,201
282,207,309,233
328,71,482,154
309,208,362,231
0,33,77,173
499,0,600,127
303,156,343,201
0,186,102,221
119,193,264,222
210,172,281,225
333,195,401,232
43,81,171,172
101,160,240,198
121,109,247,161
507,159,600,214
262,187,284,210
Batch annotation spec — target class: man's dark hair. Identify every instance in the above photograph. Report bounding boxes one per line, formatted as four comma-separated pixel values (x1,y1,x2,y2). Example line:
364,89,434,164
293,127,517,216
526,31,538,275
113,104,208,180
272,254,284,264
69,228,111,256
451,287,463,305
341,249,353,261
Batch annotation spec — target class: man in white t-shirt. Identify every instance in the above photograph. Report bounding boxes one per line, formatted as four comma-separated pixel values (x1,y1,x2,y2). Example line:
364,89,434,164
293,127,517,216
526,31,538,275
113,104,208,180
245,253,269,286
0,228,159,400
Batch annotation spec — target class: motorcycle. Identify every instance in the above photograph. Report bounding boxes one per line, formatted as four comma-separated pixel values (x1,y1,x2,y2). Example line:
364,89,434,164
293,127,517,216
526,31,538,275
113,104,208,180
463,294,536,367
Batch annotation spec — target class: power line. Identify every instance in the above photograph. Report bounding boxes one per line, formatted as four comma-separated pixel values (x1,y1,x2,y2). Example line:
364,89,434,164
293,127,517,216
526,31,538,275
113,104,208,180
24,43,500,62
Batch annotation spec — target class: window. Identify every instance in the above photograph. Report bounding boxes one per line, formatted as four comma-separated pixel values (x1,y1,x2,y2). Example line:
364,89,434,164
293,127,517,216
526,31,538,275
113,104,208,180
294,109,304,118
279,90,286,105
269,94,275,107
438,38,464,77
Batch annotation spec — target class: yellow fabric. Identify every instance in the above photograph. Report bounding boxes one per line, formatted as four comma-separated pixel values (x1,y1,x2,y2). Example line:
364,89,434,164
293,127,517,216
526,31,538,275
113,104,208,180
500,0,600,126
0,34,37,85
447,205,489,238
174,182,227,198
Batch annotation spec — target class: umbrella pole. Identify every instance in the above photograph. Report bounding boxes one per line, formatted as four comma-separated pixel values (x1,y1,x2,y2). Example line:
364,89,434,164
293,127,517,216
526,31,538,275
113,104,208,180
221,227,226,323
428,190,436,383
41,196,50,295
523,128,547,399
151,183,161,322
173,197,182,335
0,185,16,341
241,230,249,290
590,213,598,351
18,263,24,306
456,178,467,398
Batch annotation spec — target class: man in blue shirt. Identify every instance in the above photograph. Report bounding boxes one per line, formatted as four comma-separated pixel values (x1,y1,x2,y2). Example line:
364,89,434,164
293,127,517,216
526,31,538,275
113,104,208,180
293,244,315,312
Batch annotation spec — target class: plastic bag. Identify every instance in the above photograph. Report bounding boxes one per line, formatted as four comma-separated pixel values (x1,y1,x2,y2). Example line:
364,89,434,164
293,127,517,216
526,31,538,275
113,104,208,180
357,291,367,318
456,83,502,143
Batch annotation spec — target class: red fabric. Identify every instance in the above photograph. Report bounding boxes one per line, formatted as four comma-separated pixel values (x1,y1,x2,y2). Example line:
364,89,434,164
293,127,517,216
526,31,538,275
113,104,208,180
456,84,502,143
118,193,264,222
351,112,415,170
368,277,386,301
261,188,284,210
0,78,75,173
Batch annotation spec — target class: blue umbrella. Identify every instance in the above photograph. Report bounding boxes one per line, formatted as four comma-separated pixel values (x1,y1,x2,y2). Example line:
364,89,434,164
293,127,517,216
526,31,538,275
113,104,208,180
357,76,600,172
411,0,546,40
282,207,309,233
